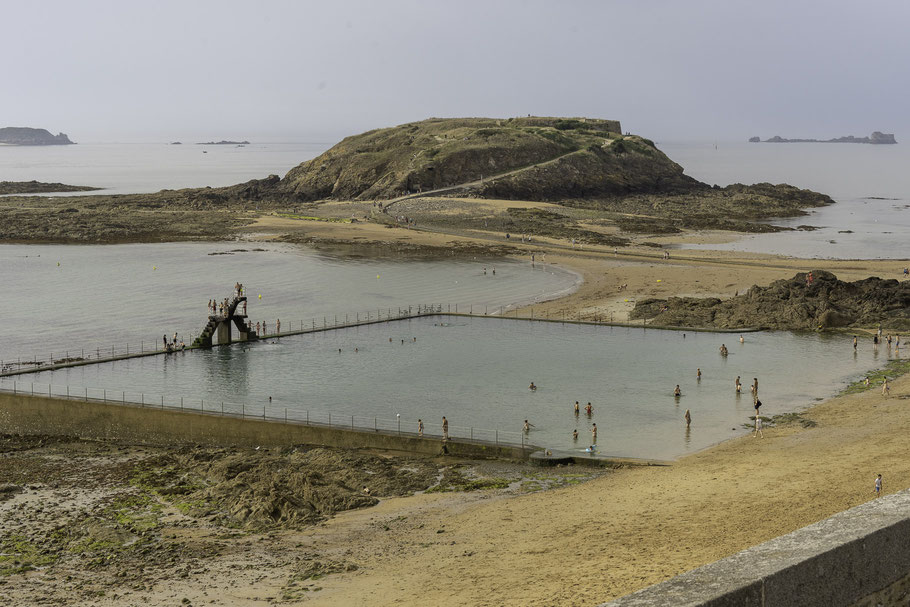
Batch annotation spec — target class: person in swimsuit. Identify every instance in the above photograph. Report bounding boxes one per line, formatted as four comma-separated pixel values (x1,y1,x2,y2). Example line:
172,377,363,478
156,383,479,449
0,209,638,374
735,376,742,393
529,382,537,391
441,416,449,440
585,402,593,416
754,414,763,438
674,385,681,397
875,474,883,497
684,409,691,427
591,423,597,442
574,401,580,415
417,419,424,437
572,429,578,441
697,368,702,380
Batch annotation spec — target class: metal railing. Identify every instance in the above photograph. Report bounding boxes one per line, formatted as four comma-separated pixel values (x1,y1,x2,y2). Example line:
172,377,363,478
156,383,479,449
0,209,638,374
0,376,531,449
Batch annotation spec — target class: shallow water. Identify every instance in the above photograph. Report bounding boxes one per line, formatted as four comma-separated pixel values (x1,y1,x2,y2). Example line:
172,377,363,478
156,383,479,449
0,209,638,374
661,141,910,259
0,242,578,363
12,316,895,460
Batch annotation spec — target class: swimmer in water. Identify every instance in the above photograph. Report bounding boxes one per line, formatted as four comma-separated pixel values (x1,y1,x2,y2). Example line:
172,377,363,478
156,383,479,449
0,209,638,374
674,385,681,397
529,382,537,391
739,335,744,343
572,429,578,441
574,401,580,415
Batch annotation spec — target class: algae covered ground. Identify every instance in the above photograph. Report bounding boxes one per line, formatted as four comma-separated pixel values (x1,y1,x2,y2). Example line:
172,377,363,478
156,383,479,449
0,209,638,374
0,435,602,605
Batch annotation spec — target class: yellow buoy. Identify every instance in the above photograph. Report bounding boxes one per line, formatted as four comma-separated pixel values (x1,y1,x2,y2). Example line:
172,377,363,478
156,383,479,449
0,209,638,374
377,275,380,279
656,279,661,282
258,294,262,299
153,266,157,270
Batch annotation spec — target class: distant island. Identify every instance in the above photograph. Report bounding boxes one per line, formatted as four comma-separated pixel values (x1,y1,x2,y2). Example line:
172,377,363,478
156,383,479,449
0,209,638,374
0,127,74,145
0,181,99,195
750,131,896,144
196,140,250,145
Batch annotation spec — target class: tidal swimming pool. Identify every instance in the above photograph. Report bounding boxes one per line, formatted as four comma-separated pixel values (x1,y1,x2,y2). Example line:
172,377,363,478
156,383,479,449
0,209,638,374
15,316,896,460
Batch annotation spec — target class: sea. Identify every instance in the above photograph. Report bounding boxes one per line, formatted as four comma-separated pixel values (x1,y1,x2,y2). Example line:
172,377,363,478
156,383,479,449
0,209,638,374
1,138,906,459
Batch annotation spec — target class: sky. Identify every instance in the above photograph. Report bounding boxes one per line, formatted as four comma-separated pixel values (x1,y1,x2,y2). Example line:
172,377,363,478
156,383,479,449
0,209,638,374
4,0,909,143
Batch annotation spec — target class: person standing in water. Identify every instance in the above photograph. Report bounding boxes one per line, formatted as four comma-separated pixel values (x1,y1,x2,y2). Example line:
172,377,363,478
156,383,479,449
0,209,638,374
735,376,742,393
684,409,691,427
739,335,744,344
591,423,597,442
572,429,578,441
417,419,424,437
442,416,449,440
674,385,682,397
574,401,580,415
697,368,702,380
853,335,858,350
529,382,537,391
585,402,593,416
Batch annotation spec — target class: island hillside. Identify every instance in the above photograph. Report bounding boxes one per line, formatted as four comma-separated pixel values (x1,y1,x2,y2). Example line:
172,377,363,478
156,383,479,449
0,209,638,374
751,131,897,144
0,127,74,145
0,116,836,242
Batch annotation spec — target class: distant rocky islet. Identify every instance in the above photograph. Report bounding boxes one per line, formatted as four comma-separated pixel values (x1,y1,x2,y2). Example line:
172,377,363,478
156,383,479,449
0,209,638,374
0,127,74,145
749,131,896,144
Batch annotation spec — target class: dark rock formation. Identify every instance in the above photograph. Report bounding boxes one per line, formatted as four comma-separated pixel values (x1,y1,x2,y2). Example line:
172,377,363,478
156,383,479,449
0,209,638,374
632,271,910,330
0,181,100,195
196,140,250,145
761,132,896,144
0,127,73,145
748,136,761,142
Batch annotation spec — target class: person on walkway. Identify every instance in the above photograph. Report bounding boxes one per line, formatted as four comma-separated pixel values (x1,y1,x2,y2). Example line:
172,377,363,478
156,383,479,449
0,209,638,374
442,416,449,440
417,419,424,437
684,409,691,427
753,414,763,438
162,334,167,350
875,474,883,497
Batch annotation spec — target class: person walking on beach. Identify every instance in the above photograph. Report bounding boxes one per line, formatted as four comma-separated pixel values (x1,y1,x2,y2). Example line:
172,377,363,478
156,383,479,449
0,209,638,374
417,419,424,437
874,474,883,497
754,414,763,438
882,378,890,396
442,416,449,440
684,409,691,427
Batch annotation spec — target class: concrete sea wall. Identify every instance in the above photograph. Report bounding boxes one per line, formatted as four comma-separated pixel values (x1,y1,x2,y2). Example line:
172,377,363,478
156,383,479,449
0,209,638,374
600,489,910,607
0,392,531,461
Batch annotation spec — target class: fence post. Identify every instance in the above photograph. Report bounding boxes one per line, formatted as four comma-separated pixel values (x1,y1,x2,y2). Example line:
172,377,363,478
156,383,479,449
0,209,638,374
161,395,164,408
285,408,287,422
495,430,498,445
85,387,88,402
242,403,244,418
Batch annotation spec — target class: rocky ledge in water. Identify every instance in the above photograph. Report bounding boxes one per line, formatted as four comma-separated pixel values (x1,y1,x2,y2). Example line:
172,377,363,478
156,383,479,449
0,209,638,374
196,140,250,145
632,270,910,330
0,181,100,195
0,127,74,145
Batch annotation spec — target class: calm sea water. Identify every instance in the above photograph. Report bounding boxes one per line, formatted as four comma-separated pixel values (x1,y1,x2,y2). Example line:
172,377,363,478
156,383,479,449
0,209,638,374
0,142,328,195
661,141,910,259
0,242,578,363
11,317,893,460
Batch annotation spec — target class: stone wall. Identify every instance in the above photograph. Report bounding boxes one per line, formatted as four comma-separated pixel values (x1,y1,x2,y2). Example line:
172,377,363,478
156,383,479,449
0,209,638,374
0,392,531,461
600,490,910,607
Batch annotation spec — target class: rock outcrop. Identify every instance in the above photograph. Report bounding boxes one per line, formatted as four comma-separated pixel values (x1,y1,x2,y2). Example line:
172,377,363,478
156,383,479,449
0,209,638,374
759,132,896,144
0,127,73,145
632,271,910,330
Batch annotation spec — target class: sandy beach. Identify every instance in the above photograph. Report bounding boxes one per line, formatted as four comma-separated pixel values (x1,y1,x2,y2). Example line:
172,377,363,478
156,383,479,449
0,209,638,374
3,214,909,606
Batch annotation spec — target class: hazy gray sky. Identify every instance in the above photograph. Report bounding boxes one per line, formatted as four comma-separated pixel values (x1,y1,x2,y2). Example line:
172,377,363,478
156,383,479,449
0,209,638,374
4,0,908,142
